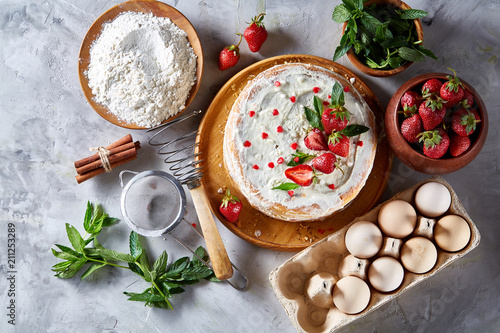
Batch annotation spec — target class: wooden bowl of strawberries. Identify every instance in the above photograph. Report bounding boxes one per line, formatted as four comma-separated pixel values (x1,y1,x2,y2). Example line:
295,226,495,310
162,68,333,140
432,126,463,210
385,70,488,174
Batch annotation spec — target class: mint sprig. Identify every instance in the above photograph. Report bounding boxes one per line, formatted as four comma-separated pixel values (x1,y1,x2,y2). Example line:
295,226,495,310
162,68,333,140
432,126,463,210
51,202,218,310
331,1,437,69
288,151,315,166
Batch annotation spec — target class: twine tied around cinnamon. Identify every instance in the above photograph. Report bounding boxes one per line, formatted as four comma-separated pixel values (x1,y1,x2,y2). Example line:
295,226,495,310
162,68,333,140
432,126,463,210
90,146,112,172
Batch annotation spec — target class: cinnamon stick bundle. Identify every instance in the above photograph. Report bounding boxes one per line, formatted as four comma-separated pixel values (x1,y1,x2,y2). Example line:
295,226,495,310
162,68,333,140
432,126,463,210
74,135,141,184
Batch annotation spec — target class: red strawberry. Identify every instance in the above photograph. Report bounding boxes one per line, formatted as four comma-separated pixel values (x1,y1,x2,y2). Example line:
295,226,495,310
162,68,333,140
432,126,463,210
328,132,350,157
418,99,446,130
285,164,315,186
440,68,464,108
218,34,243,71
243,13,267,52
418,128,450,159
218,189,242,223
400,114,423,143
312,153,338,174
460,90,474,109
321,107,351,134
400,91,423,116
452,108,481,136
304,128,328,150
450,134,471,156
422,79,443,97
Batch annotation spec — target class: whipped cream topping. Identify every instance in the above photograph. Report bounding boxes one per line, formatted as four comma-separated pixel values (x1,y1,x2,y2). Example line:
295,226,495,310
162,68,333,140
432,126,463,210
224,64,377,221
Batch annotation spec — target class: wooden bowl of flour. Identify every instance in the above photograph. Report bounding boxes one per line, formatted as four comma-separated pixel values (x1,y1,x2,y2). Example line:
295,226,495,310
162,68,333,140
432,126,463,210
78,0,203,129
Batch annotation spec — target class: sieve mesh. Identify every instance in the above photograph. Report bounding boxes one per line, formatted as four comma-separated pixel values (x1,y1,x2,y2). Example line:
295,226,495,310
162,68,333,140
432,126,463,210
121,171,186,237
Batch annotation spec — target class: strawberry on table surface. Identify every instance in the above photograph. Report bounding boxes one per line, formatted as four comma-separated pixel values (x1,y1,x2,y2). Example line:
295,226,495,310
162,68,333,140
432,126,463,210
418,99,446,131
304,128,328,151
418,128,450,159
312,152,338,174
285,164,315,186
450,134,471,157
401,113,423,144
440,68,464,108
218,34,243,71
219,189,242,223
452,108,481,136
244,13,267,52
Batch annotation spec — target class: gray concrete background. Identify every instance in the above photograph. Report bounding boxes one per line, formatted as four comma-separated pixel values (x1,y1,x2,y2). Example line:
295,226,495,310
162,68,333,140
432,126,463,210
0,0,499,332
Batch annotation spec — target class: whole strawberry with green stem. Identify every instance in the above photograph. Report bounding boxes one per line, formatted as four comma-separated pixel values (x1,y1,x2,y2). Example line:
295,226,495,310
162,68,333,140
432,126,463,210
219,189,242,223
328,124,370,158
418,98,446,131
440,68,464,108
452,108,481,136
400,91,423,117
322,82,352,135
244,13,268,52
418,128,450,159
218,34,243,71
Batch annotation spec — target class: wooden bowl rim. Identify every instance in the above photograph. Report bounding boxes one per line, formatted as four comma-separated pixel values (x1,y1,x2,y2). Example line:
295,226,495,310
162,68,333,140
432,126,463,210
385,72,489,174
341,0,424,77
78,0,204,130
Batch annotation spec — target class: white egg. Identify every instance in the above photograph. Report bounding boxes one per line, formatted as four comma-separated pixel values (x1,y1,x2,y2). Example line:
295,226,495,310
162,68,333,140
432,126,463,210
345,221,383,259
434,215,471,252
378,200,417,238
415,182,451,217
368,256,405,292
401,237,437,274
332,276,371,314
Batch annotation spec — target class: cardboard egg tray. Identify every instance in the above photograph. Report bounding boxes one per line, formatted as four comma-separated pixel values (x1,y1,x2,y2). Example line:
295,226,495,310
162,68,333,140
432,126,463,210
269,176,480,333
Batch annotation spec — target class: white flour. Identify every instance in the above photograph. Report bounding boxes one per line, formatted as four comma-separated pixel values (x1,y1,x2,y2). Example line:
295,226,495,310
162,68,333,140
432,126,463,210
86,11,197,128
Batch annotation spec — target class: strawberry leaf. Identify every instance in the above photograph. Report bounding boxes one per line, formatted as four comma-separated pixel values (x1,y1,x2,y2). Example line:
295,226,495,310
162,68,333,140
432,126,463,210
272,183,301,191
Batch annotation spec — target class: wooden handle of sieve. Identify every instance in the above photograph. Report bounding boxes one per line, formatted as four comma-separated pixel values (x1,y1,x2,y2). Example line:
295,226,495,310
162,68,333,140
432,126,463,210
189,186,234,280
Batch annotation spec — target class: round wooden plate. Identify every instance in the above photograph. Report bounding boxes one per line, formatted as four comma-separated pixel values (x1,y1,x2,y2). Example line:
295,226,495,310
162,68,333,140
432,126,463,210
78,0,203,129
196,55,393,251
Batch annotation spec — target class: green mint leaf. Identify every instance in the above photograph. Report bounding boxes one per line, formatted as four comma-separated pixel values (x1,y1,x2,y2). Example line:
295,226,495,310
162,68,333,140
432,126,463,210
54,258,87,279
192,246,208,267
66,223,85,253
138,249,152,279
153,251,168,275
55,244,83,258
341,0,357,11
398,46,426,62
124,291,165,303
272,182,301,191
304,107,322,130
353,0,363,11
52,248,79,261
416,45,438,60
331,82,344,107
52,260,74,272
374,23,393,42
359,12,382,35
87,215,104,234
129,262,144,277
380,35,408,49
81,263,107,280
129,231,143,259
83,202,93,232
313,96,324,117
332,4,352,23
164,285,185,295
166,257,190,276
399,9,428,20
341,124,370,137
332,43,351,62
181,266,213,281
364,57,383,69
287,151,315,166
388,56,404,69
102,217,118,227
98,248,136,263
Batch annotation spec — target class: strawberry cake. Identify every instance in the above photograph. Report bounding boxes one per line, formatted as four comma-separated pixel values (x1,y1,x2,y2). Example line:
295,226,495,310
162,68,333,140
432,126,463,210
223,63,377,221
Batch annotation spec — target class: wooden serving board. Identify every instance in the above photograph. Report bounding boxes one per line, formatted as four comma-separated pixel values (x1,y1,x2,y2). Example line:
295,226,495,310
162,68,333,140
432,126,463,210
196,55,393,251
78,0,203,129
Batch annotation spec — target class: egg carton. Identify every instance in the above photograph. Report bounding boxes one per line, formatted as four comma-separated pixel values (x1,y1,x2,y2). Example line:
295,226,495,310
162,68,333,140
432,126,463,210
269,176,480,333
